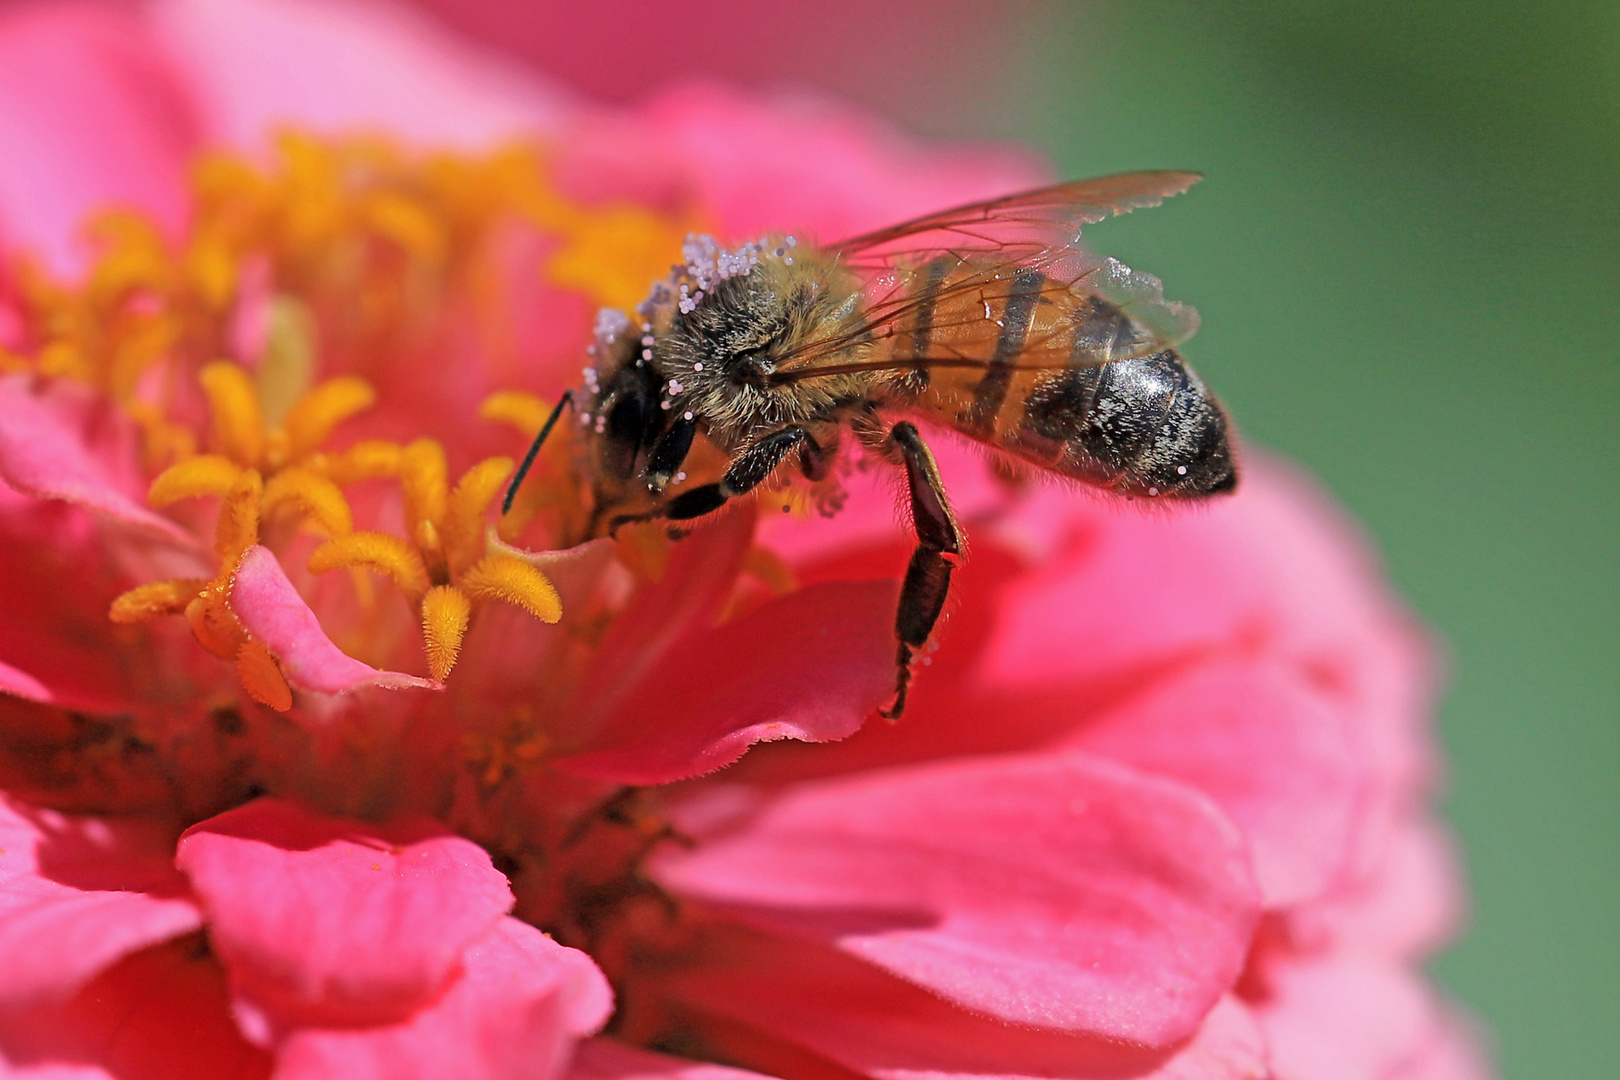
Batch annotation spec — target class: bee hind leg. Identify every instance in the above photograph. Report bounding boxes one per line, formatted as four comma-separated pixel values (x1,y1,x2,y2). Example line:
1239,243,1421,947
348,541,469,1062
884,421,963,720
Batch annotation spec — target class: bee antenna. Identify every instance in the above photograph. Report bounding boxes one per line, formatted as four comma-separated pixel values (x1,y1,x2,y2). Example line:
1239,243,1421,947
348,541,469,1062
502,390,574,516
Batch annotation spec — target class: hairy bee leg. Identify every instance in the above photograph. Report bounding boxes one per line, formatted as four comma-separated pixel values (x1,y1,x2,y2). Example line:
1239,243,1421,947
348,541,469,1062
884,421,964,720
502,390,573,515
662,425,818,521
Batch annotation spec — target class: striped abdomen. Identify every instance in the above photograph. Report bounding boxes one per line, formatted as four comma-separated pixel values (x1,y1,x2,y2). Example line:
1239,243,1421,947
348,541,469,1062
883,263,1236,499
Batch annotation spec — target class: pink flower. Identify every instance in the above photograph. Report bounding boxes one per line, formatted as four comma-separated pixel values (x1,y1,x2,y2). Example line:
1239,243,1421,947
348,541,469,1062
0,2,1489,1079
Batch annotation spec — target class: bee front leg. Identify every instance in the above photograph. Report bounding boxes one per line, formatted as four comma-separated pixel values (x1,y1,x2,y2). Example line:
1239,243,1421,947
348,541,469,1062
884,421,964,720
662,425,819,522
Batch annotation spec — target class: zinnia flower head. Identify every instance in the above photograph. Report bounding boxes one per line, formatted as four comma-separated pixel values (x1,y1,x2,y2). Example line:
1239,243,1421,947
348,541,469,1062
0,2,1489,1079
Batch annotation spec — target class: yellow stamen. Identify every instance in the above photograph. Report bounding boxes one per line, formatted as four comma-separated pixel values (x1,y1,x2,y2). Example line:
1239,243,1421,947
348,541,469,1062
280,376,376,464
261,467,353,537
148,455,243,507
236,639,292,712
319,440,404,485
363,191,447,265
460,555,561,623
421,584,471,681
199,361,265,467
109,579,208,623
309,532,431,598
479,391,550,437
443,457,512,579
215,469,264,568
400,438,447,537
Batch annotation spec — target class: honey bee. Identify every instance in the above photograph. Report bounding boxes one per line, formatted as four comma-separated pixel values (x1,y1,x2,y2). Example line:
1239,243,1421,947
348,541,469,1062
506,171,1236,717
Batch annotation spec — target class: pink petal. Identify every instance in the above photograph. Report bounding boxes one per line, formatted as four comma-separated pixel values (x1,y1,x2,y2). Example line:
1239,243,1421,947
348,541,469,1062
566,1040,777,1080
662,927,1266,1080
272,917,610,1080
0,376,194,546
0,938,271,1080
1388,1010,1495,1080
0,797,200,1007
174,798,514,1032
1064,656,1364,908
0,661,49,705
1253,953,1439,1080
1288,815,1467,964
560,581,897,784
150,0,570,153
0,5,196,277
230,545,439,695
657,752,1260,1047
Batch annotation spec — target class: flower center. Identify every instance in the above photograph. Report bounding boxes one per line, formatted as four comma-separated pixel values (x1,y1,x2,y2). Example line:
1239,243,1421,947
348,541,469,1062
4,135,693,707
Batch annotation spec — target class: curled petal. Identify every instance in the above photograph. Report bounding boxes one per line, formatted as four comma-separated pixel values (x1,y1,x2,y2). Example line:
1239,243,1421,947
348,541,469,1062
0,375,193,545
175,798,517,1033
657,752,1260,1047
231,545,438,694
272,918,611,1080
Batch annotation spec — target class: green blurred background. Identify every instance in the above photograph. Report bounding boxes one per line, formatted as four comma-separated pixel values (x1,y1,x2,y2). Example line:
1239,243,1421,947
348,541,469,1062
419,2,1619,1075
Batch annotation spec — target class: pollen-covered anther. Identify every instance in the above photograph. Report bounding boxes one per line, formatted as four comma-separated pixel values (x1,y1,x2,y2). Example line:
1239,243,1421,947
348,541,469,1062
444,457,513,578
147,455,244,506
236,638,292,712
309,532,431,598
261,467,353,537
109,578,208,623
460,555,562,623
199,361,266,467
280,376,376,465
421,585,471,681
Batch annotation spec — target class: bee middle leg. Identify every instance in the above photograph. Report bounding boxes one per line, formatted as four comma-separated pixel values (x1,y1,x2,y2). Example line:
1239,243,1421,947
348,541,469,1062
884,421,963,720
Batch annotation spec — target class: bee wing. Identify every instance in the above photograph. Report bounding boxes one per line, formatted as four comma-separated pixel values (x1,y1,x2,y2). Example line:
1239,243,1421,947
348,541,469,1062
772,173,1202,382
830,170,1201,262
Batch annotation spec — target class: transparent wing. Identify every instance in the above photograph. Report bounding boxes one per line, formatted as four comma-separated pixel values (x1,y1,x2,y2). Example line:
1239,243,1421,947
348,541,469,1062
771,174,1203,383
831,170,1201,263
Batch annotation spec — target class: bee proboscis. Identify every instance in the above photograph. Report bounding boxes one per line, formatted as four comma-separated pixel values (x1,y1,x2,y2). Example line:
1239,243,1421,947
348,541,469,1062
506,171,1237,717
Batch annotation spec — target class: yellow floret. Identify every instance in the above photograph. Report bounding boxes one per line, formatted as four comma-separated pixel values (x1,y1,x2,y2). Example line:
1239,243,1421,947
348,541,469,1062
200,361,265,467
281,376,376,463
147,455,243,506
309,532,431,598
109,579,208,623
261,467,354,537
460,555,562,623
421,584,471,681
